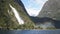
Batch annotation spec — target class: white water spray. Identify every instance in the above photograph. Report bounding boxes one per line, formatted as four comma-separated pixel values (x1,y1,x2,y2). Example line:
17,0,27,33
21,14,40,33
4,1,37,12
9,4,24,25
40,22,55,29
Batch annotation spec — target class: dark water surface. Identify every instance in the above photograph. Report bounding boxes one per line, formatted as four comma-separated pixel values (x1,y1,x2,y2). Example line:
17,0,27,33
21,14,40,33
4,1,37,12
0,30,60,34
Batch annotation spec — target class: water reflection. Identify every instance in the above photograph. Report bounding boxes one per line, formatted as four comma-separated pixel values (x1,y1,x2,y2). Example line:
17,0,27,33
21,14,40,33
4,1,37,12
0,30,60,34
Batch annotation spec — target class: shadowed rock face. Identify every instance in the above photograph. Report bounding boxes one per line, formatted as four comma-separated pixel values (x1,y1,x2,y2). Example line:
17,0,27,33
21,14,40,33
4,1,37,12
30,16,60,29
15,0,29,16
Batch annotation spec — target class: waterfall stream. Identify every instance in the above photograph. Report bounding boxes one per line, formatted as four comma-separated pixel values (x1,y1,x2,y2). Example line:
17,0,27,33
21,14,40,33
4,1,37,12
9,4,24,25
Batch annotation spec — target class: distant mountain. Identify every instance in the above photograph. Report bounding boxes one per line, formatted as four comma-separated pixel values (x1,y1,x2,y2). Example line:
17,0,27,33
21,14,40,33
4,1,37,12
38,0,60,20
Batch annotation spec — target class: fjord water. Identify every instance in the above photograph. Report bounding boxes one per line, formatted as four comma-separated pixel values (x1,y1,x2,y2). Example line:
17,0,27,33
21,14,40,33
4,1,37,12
0,30,60,34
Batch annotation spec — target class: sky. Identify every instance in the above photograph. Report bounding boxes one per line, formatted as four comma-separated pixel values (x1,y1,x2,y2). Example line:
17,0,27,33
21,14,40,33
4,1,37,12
21,0,48,16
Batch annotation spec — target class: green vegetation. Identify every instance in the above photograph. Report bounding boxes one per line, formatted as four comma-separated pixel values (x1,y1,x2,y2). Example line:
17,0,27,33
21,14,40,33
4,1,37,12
0,0,35,30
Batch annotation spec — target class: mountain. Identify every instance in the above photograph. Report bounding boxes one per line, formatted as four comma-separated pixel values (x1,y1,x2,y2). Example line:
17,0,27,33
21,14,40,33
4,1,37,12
1,0,59,29
38,0,60,20
0,0,34,30
37,0,60,29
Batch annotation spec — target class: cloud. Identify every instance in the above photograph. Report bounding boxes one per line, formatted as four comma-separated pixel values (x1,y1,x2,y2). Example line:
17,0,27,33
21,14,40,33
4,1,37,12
26,8,40,16
22,0,48,16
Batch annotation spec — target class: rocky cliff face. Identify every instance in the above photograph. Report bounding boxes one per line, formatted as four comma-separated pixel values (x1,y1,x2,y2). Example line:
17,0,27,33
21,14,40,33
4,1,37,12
38,0,60,20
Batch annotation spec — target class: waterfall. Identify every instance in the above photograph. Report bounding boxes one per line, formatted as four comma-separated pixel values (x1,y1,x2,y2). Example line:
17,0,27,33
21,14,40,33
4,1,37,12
9,4,24,25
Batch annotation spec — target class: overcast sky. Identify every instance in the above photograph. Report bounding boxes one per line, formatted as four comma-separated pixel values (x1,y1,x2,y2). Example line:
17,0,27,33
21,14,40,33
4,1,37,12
21,0,48,16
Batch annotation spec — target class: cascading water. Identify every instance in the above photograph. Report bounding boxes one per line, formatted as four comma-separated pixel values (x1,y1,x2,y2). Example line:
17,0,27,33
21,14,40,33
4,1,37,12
9,4,24,25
